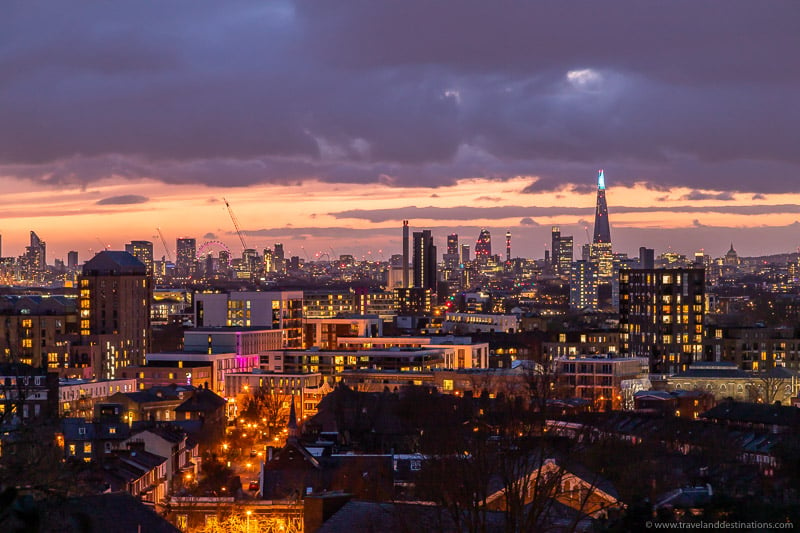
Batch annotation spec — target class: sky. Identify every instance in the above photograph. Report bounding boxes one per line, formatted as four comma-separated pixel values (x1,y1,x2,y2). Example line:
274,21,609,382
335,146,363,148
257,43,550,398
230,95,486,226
1,1,799,262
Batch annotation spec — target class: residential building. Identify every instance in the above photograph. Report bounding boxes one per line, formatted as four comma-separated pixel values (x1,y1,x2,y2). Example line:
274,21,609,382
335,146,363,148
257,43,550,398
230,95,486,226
194,290,303,347
555,356,650,411
619,267,705,374
79,251,152,379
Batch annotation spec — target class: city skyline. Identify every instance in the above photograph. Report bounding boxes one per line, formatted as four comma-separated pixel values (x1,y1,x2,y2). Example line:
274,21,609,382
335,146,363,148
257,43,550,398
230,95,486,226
2,2,799,259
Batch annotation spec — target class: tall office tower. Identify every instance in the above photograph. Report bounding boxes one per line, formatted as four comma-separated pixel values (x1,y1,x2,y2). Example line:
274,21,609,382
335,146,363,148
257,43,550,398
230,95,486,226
460,244,470,264
243,248,258,274
219,250,230,272
475,229,491,262
505,231,512,263
26,231,47,273
413,230,437,292
263,248,273,272
175,238,196,278
447,233,459,256
639,247,655,269
551,226,560,268
402,221,410,288
569,260,598,310
67,251,79,269
557,236,574,277
125,240,154,275
619,267,705,374
274,243,286,274
79,251,151,379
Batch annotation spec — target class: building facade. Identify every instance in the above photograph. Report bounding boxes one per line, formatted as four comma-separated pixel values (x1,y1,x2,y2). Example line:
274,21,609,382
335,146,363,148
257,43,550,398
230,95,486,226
619,267,705,374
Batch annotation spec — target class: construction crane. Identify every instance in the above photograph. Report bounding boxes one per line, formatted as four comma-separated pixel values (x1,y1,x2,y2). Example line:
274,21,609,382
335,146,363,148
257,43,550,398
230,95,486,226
223,197,248,252
156,227,173,263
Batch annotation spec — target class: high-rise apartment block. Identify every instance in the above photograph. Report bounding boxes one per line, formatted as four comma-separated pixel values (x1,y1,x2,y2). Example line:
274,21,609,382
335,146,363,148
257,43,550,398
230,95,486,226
125,241,154,275
413,230,437,293
619,267,705,374
175,238,196,279
570,260,598,310
79,251,151,379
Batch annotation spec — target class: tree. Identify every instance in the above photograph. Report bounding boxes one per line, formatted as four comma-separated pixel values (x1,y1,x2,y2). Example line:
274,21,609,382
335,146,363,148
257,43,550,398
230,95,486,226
241,385,284,436
747,371,788,405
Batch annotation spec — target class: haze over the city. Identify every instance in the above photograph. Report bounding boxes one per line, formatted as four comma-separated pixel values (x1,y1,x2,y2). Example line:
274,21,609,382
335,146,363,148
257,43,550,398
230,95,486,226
1,1,798,260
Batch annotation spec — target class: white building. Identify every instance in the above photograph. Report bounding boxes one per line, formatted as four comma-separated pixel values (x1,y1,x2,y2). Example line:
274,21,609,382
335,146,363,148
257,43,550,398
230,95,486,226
337,335,489,369
194,290,303,347
59,378,138,417
443,313,519,334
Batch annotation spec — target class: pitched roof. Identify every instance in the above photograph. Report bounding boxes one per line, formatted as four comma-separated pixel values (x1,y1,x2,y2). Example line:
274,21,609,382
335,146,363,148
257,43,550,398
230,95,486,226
174,388,226,412
700,401,800,427
82,251,147,275
22,492,180,533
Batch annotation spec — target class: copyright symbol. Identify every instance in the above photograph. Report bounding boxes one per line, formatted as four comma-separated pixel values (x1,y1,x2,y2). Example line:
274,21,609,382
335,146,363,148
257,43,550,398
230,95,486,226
646,521,653,528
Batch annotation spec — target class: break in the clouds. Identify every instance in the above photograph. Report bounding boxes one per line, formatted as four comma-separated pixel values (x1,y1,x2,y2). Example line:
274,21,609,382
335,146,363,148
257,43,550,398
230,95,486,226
95,194,149,206
0,1,797,193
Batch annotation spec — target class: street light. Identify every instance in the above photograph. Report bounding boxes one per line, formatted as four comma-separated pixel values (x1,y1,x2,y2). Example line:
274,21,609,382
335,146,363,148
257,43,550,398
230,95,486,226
246,510,252,533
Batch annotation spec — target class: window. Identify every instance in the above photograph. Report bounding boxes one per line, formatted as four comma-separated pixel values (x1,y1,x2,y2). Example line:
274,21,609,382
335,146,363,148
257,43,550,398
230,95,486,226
108,427,116,434
442,379,453,391
410,459,422,471
83,443,92,454
68,444,76,456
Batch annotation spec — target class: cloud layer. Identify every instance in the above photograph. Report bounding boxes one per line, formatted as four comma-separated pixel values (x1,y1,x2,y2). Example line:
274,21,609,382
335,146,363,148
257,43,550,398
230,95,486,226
0,1,797,193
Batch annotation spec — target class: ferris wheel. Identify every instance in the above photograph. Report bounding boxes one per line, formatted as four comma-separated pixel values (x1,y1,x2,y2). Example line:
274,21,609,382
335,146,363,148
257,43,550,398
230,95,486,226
196,240,232,260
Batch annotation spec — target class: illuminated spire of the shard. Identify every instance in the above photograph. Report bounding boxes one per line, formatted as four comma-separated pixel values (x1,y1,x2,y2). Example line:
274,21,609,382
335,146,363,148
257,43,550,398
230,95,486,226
592,169,611,244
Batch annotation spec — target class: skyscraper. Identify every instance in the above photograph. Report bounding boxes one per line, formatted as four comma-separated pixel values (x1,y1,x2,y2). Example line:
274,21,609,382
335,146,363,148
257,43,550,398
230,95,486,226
443,233,460,271
402,221,410,288
25,231,47,279
460,244,470,264
447,233,459,256
413,230,437,292
592,169,611,245
505,231,512,263
639,247,655,269
175,238,196,278
551,226,574,277
591,170,613,280
475,229,491,262
551,226,561,268
558,236,574,276
274,243,286,274
125,240,154,275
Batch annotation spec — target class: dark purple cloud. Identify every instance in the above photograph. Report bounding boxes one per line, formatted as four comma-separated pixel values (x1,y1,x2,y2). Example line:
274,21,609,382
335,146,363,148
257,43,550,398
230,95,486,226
0,1,797,193
332,203,800,222
95,194,149,205
681,191,735,201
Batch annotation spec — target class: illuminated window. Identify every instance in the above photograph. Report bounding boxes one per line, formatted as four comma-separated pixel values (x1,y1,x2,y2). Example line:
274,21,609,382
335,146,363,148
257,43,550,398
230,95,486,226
442,379,454,391
83,443,92,454
69,444,76,456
